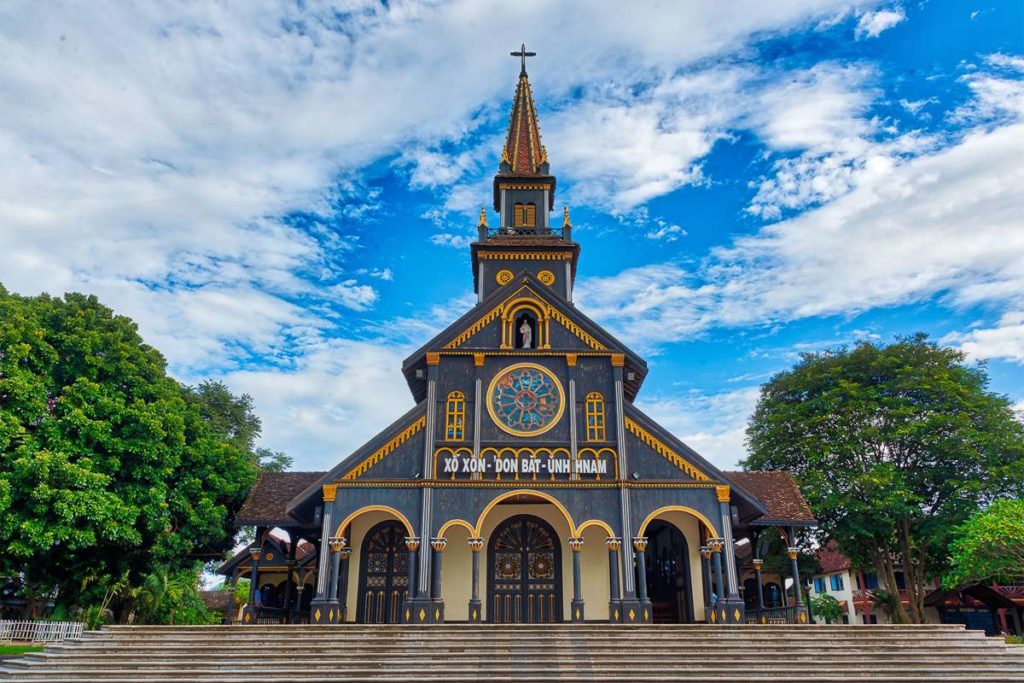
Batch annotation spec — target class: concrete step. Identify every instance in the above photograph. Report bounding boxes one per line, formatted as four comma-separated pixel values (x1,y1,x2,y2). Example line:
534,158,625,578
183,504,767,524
2,672,1022,683
1,624,1019,683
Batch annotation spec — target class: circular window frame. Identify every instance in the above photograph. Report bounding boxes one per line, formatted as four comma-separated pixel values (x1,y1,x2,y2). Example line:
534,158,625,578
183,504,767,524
485,362,566,437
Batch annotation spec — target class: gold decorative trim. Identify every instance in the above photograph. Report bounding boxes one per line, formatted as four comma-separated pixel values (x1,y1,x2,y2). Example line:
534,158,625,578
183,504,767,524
495,269,514,286
443,304,502,349
537,270,555,286
565,353,577,367
479,206,488,228
477,251,573,261
546,306,606,350
332,479,718,490
322,484,337,503
496,183,550,191
473,353,486,367
341,416,427,480
425,352,440,366
625,417,711,481
610,353,625,367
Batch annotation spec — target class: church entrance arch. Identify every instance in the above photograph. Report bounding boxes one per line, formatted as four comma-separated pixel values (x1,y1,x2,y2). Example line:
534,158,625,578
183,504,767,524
356,520,409,624
643,520,694,623
487,514,562,623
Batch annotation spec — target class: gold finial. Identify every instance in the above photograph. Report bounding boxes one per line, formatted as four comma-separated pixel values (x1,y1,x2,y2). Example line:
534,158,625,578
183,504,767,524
479,206,488,228
562,205,572,228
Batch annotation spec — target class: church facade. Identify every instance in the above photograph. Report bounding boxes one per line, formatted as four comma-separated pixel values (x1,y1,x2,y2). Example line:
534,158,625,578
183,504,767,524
223,55,816,627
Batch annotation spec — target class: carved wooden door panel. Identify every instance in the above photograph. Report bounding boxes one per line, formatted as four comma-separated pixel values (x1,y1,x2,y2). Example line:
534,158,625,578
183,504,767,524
488,515,562,623
357,520,409,623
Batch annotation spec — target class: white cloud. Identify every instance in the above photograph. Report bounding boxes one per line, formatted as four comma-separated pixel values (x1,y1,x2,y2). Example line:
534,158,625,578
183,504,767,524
430,233,475,249
581,118,1024,348
224,339,414,471
329,280,379,311
944,311,1024,363
855,7,906,39
638,387,761,470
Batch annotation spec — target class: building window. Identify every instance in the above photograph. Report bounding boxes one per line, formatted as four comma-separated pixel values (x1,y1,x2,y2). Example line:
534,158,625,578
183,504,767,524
830,574,844,592
865,573,878,589
585,392,606,441
445,391,466,440
513,202,536,227
814,577,827,593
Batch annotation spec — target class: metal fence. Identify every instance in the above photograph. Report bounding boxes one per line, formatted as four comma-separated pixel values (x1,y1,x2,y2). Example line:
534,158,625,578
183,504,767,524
0,620,84,643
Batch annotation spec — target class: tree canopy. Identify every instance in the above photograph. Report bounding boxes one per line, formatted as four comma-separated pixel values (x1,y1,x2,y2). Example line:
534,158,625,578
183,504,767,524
0,286,274,616
943,498,1024,589
743,334,1024,623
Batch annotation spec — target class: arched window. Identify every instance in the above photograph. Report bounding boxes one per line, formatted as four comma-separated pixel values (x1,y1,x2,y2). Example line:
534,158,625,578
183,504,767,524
585,391,605,441
445,391,466,440
513,202,537,228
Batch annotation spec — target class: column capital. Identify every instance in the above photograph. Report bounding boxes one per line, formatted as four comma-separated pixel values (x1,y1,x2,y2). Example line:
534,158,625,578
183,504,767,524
468,537,485,552
752,558,764,571
404,536,421,552
699,545,712,559
707,538,724,553
787,546,800,561
322,484,338,503
631,536,648,552
426,352,441,366
430,537,448,552
339,547,352,560
715,484,731,503
327,535,347,553
249,546,262,562
605,536,622,551
568,537,584,552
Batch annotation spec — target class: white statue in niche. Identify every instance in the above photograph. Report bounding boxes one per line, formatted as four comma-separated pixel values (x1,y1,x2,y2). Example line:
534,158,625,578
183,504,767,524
519,318,533,349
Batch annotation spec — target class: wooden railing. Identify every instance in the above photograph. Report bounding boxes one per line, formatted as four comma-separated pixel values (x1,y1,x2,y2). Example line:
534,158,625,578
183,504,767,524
0,620,84,643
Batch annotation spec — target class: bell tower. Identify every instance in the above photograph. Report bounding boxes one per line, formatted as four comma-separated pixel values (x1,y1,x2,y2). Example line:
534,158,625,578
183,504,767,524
472,45,580,303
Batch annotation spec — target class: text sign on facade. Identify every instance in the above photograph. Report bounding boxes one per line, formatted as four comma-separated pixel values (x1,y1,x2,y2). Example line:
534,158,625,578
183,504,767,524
434,448,617,481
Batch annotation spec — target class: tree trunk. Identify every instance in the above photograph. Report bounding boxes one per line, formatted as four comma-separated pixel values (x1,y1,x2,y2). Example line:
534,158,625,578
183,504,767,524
897,520,926,623
872,548,911,623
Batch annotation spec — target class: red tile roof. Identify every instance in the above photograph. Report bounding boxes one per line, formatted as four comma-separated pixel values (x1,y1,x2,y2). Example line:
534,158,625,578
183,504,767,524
236,471,325,527
817,540,852,574
724,470,816,523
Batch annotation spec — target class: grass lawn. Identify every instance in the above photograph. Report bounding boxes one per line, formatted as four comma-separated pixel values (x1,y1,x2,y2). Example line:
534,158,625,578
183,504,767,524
0,644,43,657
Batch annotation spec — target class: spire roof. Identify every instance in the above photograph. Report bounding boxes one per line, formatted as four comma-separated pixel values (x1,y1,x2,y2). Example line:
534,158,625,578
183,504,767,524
500,67,548,176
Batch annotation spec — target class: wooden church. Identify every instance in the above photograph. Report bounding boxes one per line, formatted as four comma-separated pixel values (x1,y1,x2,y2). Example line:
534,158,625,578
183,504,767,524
221,49,816,628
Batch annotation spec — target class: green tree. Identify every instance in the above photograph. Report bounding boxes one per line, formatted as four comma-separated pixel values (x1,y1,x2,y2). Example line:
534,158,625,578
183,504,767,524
132,566,217,625
943,498,1024,589
743,335,1024,623
811,593,843,624
0,287,261,617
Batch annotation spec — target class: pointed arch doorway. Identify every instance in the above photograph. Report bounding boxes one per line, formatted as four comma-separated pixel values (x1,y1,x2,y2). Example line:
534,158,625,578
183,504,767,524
487,514,562,623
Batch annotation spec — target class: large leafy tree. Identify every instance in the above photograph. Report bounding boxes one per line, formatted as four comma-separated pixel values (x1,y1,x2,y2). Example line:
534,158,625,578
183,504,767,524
743,335,1024,623
0,286,263,614
943,498,1024,589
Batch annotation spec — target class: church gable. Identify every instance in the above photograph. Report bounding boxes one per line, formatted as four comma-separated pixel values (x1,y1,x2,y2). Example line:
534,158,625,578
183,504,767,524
441,280,609,352
623,404,717,482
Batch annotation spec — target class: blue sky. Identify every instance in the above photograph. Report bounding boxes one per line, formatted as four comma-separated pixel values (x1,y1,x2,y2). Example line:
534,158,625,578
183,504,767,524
1,1,1022,471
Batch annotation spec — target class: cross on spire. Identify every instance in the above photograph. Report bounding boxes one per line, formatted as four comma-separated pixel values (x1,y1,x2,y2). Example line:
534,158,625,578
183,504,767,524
510,43,536,75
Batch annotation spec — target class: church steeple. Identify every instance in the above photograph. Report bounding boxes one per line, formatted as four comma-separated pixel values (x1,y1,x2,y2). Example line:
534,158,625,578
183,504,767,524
473,47,578,304
500,45,548,177
491,45,557,232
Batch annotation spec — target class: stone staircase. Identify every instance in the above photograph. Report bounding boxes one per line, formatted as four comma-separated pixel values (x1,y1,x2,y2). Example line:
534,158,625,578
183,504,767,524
2,624,1023,682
